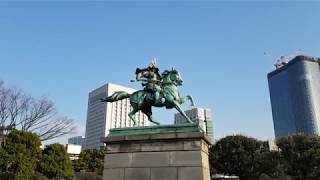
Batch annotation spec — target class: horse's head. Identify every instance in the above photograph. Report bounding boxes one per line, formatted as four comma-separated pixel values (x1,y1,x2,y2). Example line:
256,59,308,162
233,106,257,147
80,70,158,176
162,69,183,86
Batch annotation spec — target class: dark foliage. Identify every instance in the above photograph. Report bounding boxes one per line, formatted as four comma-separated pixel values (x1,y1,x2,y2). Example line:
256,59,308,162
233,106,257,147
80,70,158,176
210,135,283,179
75,147,106,175
0,130,44,179
277,134,320,180
38,144,74,180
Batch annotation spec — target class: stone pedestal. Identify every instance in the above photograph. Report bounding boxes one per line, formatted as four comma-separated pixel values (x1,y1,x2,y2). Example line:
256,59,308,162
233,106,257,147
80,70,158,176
102,127,211,180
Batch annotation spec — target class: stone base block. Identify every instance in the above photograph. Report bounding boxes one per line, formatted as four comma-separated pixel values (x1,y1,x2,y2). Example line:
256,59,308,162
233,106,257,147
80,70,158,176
102,131,211,180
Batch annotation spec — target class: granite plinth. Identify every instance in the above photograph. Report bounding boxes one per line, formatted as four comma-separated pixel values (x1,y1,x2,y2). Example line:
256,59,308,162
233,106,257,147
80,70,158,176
109,123,204,137
102,128,211,180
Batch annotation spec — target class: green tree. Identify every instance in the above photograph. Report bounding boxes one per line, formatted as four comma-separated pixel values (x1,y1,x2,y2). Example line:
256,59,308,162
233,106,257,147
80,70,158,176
277,134,320,180
210,135,282,179
0,130,44,179
38,143,74,180
254,149,283,177
77,147,105,175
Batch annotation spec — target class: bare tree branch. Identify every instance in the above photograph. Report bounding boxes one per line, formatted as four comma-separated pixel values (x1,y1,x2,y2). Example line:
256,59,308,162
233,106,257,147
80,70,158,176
0,80,76,141
19,97,56,131
38,116,76,141
0,82,10,127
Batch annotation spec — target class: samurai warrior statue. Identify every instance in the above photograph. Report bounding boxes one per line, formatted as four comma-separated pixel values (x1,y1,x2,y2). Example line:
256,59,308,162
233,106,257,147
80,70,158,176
135,60,164,104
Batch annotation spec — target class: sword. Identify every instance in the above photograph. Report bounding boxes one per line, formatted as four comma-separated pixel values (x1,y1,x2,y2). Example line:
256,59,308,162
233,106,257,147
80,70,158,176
130,79,160,83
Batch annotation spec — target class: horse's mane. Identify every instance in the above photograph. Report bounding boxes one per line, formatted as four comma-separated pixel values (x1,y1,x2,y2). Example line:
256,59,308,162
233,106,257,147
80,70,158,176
162,69,178,77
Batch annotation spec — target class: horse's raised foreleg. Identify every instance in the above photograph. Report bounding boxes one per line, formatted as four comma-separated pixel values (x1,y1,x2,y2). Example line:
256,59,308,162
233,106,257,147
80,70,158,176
173,101,193,124
179,95,195,107
186,95,195,106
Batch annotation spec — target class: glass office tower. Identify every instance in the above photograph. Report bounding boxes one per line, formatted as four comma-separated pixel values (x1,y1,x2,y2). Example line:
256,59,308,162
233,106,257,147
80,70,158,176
268,55,320,138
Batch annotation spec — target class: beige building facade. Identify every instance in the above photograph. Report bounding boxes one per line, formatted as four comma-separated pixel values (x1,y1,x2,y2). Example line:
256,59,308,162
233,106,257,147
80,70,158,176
84,83,149,150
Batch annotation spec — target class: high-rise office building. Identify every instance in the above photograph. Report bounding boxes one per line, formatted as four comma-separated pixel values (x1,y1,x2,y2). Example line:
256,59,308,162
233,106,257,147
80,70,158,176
268,55,320,138
68,136,85,146
84,83,149,150
174,107,213,142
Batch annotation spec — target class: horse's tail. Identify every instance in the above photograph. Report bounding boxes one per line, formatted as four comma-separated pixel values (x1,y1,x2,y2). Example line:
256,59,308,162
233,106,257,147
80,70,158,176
101,91,131,102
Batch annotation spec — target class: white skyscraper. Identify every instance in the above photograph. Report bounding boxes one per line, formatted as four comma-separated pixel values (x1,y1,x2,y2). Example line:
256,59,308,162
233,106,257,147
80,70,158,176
84,83,149,150
174,107,213,142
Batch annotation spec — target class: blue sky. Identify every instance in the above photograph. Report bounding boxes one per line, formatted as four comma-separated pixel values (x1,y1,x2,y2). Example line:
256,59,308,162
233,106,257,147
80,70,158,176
1,1,320,143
